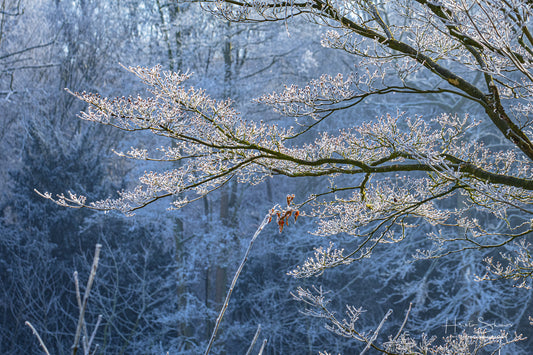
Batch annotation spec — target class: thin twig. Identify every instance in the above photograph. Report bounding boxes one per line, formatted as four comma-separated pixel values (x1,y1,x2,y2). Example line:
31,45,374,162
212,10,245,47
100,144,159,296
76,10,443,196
72,243,102,355
393,302,412,341
74,271,82,309
257,339,268,355
204,213,272,355
245,324,262,355
360,309,393,355
25,321,51,355
87,314,103,354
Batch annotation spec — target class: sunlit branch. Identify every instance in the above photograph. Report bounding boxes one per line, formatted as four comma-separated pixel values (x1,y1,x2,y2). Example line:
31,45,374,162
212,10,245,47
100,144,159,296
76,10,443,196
216,0,533,159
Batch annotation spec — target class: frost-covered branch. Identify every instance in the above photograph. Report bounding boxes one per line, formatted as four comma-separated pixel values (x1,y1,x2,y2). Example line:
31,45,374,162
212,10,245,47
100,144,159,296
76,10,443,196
208,0,533,159
39,64,533,265
292,286,526,354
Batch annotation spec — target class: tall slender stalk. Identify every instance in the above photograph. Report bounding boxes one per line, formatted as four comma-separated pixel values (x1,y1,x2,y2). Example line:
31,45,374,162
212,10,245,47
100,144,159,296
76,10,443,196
204,213,271,355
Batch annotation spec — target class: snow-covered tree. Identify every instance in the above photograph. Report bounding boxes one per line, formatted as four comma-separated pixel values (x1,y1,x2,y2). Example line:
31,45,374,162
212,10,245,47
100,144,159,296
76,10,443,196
0,0,183,352
41,0,533,353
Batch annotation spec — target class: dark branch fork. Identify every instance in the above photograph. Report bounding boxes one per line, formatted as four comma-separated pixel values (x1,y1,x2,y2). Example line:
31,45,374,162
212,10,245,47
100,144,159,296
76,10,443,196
216,0,533,161
88,100,533,192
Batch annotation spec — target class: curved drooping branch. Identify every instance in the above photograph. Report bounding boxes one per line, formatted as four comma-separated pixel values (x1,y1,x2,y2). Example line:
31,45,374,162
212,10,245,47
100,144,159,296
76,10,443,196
39,65,533,271
42,68,533,214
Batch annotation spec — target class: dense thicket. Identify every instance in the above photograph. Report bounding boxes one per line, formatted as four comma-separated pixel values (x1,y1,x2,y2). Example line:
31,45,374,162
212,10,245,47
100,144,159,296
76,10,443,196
2,0,533,354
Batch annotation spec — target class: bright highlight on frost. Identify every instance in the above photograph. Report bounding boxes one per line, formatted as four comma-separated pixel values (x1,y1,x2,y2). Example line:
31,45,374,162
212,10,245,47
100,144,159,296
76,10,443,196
38,63,533,279
35,0,533,351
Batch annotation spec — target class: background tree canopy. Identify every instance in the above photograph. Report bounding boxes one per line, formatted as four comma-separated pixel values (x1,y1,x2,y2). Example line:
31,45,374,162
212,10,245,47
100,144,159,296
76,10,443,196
2,0,533,354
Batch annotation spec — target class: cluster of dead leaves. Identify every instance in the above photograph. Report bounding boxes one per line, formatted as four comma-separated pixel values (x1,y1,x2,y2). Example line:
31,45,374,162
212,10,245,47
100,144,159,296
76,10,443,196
268,194,300,233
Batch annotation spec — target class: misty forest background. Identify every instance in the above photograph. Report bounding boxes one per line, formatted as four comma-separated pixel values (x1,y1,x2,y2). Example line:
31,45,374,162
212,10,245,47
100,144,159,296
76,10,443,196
1,0,532,354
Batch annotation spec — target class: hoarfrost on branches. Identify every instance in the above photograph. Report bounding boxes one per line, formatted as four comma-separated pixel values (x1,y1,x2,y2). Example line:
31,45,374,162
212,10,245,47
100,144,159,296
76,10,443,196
41,62,533,265
38,0,533,352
